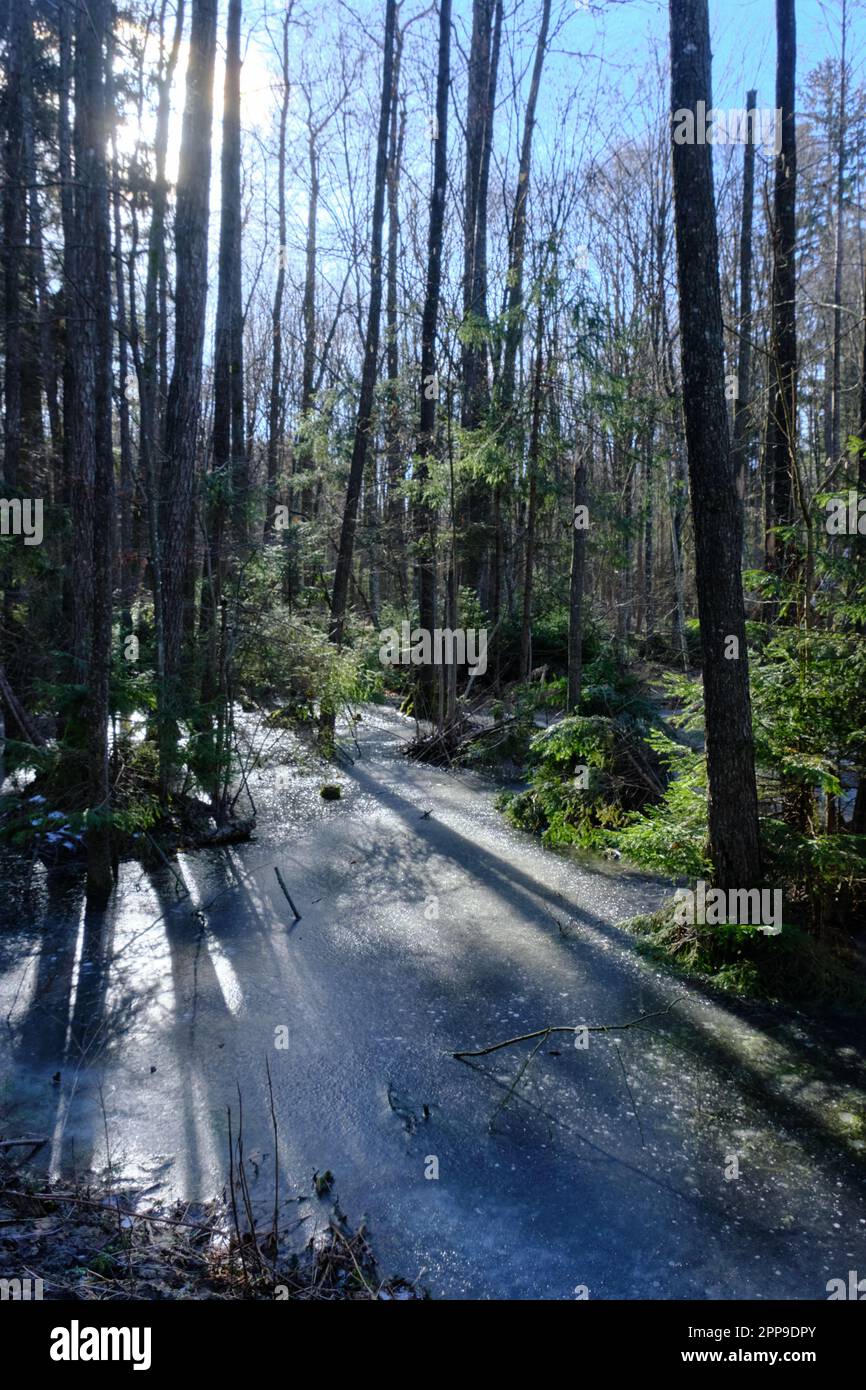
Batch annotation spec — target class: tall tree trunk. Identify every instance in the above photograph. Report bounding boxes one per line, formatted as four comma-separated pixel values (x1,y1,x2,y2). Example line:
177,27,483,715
159,0,217,786
500,0,552,409
830,0,847,464
568,446,589,710
643,420,655,640
110,99,135,633
496,0,550,627
385,27,406,597
850,263,866,833
266,3,293,536
669,0,762,891
296,117,319,547
460,0,502,600
329,0,396,649
68,0,116,904
202,0,243,703
764,0,798,592
412,0,451,722
135,0,185,766
2,0,26,493
520,329,544,679
461,0,500,429
731,89,757,509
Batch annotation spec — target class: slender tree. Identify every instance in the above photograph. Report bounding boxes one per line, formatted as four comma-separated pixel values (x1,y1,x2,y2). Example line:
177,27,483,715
765,0,798,589
460,0,502,599
567,446,589,711
414,0,452,720
266,2,293,536
731,89,757,512
329,0,397,648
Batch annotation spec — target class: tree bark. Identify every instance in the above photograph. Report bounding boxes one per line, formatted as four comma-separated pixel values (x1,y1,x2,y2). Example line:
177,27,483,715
764,0,798,590
2,0,26,492
731,89,757,511
67,0,116,905
459,0,502,600
411,0,451,722
329,0,396,648
266,3,293,537
202,0,244,723
830,0,847,464
669,0,762,890
159,0,217,782
520,331,544,679
567,447,589,711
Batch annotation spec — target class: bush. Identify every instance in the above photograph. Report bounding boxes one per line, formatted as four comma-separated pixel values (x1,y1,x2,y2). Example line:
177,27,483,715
499,709,665,850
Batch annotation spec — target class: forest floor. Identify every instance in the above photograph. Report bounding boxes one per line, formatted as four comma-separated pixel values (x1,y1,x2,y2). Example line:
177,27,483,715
1,703,865,1298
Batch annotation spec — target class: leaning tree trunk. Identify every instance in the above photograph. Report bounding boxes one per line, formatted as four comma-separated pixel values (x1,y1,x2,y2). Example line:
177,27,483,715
669,0,762,891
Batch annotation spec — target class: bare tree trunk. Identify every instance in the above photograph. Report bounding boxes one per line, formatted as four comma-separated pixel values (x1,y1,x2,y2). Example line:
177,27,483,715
129,0,185,788
731,89,757,509
830,0,848,464
197,0,243,815
851,262,866,833
568,446,589,711
68,0,116,905
266,3,293,537
159,0,217,787
765,0,798,592
292,101,321,593
500,0,551,408
329,0,396,649
461,0,500,429
411,0,451,722
460,0,502,599
110,96,135,633
520,331,544,679
385,28,406,596
2,0,26,492
643,421,655,641
669,0,762,891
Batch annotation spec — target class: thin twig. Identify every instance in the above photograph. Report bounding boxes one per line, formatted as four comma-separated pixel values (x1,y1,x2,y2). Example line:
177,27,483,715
452,996,687,1058
488,1029,550,1132
274,866,301,920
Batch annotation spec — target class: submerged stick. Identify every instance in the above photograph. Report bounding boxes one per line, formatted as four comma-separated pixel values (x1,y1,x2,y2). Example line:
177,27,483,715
452,997,687,1059
274,867,302,921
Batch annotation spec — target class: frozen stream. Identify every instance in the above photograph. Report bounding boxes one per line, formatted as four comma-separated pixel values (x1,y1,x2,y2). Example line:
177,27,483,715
1,704,864,1298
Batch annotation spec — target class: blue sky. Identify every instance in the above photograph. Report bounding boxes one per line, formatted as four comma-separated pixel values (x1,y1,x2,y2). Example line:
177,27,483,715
566,0,854,97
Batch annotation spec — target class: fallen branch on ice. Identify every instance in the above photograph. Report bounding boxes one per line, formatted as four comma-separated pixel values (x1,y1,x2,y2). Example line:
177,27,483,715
451,996,688,1059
